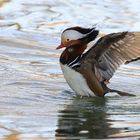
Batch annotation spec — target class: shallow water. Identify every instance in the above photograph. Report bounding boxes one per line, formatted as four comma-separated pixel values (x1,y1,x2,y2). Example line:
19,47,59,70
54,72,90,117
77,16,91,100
0,0,140,140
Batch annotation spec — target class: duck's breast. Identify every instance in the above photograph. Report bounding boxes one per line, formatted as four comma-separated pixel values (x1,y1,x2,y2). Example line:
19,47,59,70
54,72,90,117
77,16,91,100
60,63,95,96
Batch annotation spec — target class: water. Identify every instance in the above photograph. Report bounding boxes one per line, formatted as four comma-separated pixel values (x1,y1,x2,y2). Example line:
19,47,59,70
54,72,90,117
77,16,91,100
0,0,140,139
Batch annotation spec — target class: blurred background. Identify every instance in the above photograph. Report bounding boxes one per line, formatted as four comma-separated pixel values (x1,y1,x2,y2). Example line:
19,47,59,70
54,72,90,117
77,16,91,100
0,0,140,140
1,0,140,33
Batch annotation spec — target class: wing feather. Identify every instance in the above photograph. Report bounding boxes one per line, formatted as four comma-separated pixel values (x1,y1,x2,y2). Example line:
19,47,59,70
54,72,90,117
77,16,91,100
82,32,140,81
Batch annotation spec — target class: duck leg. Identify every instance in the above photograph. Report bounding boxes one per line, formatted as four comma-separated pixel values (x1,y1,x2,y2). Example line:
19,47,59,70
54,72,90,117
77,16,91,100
108,89,136,96
101,82,136,96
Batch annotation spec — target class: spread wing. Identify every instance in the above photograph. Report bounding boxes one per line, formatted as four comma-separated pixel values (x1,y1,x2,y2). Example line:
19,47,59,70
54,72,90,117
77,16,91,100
82,32,140,81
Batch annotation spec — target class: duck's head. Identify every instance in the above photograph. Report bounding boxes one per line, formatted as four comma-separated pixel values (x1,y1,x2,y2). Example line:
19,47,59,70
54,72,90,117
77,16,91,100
56,26,99,49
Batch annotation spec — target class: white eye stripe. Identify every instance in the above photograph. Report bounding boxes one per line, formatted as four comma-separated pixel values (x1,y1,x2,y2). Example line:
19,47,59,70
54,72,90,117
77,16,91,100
62,30,84,41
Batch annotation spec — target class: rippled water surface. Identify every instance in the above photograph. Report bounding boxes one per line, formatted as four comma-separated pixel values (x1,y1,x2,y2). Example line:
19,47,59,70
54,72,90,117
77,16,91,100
0,0,140,140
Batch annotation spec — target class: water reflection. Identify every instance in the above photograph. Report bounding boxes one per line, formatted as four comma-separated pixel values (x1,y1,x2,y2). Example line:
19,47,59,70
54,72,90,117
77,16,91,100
56,97,120,139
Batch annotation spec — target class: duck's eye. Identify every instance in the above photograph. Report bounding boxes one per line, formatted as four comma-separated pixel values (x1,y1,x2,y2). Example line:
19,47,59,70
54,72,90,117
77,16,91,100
66,38,70,42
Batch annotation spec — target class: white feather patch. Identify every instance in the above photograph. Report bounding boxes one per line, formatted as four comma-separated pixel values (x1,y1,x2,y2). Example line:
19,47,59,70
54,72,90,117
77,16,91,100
62,30,84,41
60,63,95,96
